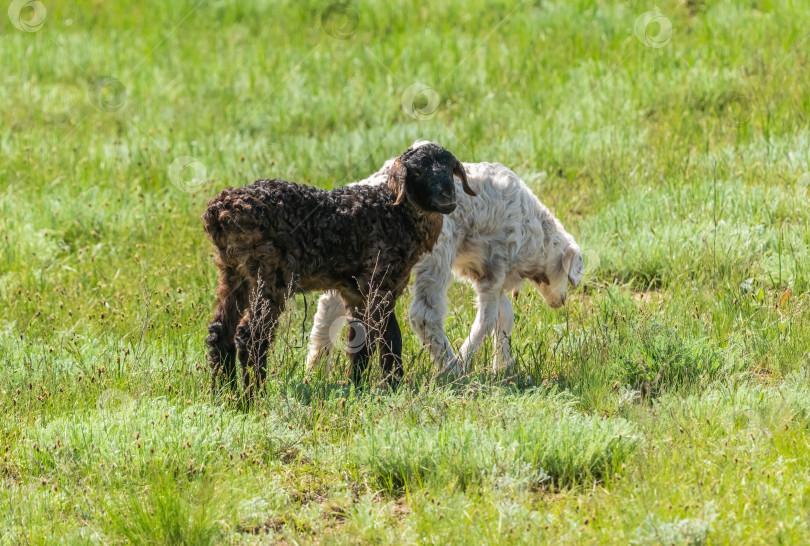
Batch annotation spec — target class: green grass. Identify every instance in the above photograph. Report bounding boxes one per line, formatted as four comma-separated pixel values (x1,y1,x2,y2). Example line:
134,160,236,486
3,0,810,542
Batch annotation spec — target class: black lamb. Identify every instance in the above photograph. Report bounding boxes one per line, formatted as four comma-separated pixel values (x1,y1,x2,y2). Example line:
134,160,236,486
203,143,476,391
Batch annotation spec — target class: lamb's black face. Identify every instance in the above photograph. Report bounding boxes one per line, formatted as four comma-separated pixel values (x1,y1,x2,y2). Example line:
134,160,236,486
389,143,476,214
402,144,460,213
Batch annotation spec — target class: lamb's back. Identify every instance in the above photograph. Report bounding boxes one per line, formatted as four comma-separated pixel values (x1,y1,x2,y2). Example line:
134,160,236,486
203,179,424,283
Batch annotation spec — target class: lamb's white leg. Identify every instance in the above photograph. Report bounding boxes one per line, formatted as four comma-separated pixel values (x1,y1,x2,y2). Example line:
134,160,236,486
408,243,456,372
493,293,515,372
456,281,504,373
306,291,346,372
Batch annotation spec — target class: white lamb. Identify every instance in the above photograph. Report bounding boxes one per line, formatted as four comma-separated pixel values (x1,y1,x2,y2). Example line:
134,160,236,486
306,141,584,374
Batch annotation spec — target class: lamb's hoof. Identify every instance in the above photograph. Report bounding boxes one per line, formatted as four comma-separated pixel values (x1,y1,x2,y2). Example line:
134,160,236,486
306,349,333,374
304,352,321,371
493,356,516,374
206,321,224,344
439,355,463,378
234,325,249,349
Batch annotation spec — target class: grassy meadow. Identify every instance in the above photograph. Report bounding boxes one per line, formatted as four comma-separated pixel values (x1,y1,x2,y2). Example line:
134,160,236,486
3,0,810,542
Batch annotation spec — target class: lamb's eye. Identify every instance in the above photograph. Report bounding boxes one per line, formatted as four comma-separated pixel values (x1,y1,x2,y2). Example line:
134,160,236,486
410,168,423,177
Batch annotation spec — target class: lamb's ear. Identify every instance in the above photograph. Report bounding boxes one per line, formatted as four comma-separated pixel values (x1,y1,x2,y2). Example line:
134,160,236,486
452,158,476,197
563,244,584,288
388,159,408,205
